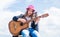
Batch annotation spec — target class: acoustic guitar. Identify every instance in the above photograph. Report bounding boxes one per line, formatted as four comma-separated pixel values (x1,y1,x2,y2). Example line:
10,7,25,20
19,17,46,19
9,13,49,36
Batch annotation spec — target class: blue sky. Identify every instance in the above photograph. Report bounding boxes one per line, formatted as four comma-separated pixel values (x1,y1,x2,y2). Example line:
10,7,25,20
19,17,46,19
0,0,60,37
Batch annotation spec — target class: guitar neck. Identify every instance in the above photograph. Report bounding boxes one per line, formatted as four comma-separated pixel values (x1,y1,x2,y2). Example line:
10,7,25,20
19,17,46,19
25,13,49,24
26,16,41,24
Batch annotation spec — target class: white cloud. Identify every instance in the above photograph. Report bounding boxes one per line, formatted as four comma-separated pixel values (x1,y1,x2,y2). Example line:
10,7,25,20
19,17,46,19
39,7,60,37
0,0,16,10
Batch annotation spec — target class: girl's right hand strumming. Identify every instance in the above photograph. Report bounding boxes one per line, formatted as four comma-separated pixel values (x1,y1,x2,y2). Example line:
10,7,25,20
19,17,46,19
17,18,27,23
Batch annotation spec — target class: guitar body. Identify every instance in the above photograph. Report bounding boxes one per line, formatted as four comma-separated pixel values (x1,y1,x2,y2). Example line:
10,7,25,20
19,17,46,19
9,20,29,36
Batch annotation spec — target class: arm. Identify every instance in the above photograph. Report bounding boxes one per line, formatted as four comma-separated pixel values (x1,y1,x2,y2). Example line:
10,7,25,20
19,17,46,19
12,14,26,23
13,14,24,21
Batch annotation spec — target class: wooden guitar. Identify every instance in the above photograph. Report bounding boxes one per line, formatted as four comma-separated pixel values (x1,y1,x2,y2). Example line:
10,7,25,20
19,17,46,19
9,13,49,36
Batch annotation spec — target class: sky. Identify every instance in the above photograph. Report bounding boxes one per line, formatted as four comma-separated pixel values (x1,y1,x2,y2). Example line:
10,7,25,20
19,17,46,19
0,0,60,37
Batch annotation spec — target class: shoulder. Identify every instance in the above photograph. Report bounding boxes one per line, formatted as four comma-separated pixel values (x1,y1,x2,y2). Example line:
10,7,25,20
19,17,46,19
12,14,25,21
18,14,25,18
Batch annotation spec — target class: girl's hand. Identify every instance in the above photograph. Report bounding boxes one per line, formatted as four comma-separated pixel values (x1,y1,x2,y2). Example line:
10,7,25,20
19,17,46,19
17,18,26,23
35,17,40,24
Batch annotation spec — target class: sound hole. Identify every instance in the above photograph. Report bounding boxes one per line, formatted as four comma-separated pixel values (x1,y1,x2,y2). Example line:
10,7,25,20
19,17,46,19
20,22,23,26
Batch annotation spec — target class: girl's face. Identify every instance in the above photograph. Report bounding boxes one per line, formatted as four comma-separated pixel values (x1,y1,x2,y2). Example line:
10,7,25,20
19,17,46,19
27,8,33,16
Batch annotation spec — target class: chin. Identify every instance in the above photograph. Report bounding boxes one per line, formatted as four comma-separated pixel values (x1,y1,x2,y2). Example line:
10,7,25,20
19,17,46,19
29,14,31,15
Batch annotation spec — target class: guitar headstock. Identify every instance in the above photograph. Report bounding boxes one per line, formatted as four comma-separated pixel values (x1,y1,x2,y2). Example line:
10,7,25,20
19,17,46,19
41,13,49,18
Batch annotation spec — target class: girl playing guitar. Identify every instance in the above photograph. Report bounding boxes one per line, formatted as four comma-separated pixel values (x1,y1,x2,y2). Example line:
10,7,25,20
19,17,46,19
9,5,49,37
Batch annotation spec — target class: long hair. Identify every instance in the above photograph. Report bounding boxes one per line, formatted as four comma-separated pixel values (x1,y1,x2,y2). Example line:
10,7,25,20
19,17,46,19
24,9,35,19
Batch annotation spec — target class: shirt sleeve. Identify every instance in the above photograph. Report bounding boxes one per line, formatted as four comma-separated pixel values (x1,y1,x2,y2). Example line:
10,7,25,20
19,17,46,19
12,14,24,21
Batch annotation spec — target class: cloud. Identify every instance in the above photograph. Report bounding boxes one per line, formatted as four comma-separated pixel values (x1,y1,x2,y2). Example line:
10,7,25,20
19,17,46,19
0,0,16,10
38,7,60,37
